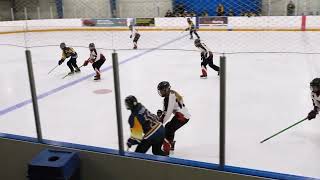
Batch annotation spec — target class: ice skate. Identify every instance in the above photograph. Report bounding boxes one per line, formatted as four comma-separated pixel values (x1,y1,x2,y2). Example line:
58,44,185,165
75,67,81,73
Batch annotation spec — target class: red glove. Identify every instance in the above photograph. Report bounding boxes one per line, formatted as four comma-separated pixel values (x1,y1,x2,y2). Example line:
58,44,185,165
83,60,89,66
162,139,171,155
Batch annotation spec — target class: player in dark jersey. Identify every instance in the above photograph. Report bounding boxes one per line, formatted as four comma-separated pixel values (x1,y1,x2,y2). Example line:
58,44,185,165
129,25,141,49
58,42,80,75
185,18,200,39
157,81,191,154
194,39,220,78
82,43,106,80
125,95,167,156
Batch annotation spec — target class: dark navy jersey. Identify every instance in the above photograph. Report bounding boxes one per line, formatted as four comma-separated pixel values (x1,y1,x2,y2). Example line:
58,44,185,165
128,103,161,140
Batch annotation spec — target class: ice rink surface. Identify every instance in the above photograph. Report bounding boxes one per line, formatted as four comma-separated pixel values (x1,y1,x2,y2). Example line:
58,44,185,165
0,30,320,178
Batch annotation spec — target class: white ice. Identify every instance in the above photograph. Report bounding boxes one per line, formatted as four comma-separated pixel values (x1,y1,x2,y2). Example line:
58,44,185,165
0,31,319,178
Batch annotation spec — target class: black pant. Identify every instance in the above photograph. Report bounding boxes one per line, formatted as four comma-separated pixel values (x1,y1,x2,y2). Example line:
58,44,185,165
92,58,105,71
133,33,140,43
135,126,166,156
190,29,200,39
67,56,79,72
202,54,219,72
165,115,189,142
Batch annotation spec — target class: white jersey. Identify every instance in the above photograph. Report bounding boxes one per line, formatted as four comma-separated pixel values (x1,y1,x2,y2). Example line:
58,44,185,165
197,42,212,58
131,27,139,37
311,92,320,111
162,91,191,123
89,49,105,63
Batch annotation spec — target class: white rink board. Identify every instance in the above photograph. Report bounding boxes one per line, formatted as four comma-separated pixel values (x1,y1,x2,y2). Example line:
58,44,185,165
0,19,81,32
228,16,302,29
1,16,320,33
155,17,196,28
306,16,320,29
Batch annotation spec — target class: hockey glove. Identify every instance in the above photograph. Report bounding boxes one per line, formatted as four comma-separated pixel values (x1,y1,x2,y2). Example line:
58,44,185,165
127,138,140,148
185,28,189,31
157,110,163,118
201,52,206,60
130,35,132,38
307,109,318,120
58,59,64,65
162,139,171,154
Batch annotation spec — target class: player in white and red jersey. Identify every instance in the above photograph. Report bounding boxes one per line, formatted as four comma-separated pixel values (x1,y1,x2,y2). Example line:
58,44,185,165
157,81,191,154
194,39,220,78
129,25,141,49
82,43,106,80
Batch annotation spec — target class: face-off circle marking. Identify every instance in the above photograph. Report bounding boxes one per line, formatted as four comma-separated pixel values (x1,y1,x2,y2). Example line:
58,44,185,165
93,89,112,94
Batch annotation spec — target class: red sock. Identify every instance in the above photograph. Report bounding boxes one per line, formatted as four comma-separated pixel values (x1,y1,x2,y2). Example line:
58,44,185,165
201,66,207,76
163,139,171,154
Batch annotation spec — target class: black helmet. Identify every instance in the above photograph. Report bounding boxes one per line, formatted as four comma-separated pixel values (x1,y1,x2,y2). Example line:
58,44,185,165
194,39,201,47
125,95,138,110
187,18,191,21
60,42,66,49
157,81,171,97
89,43,95,50
310,78,320,93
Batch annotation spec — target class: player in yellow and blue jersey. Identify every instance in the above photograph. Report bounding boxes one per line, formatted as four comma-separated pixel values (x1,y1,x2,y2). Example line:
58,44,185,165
125,95,167,156
185,18,200,39
58,42,81,75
